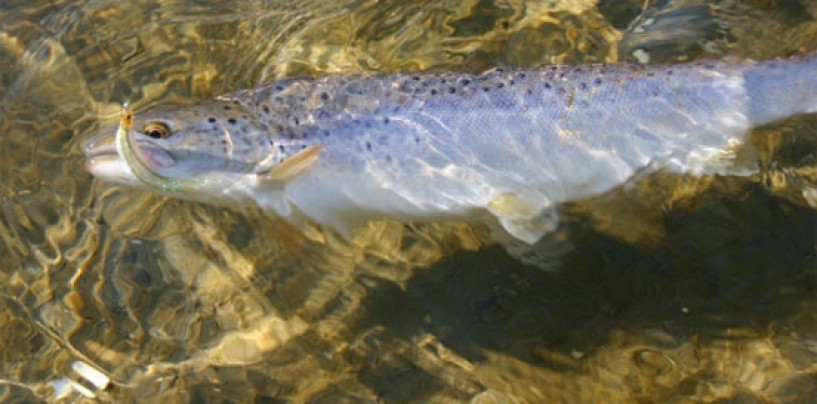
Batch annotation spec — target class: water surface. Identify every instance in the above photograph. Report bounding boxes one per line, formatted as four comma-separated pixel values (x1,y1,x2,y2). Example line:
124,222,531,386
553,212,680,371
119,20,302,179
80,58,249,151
1,0,817,403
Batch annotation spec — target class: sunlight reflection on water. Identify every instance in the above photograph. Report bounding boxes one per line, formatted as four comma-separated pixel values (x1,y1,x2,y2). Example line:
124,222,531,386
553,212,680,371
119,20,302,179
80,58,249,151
1,0,817,403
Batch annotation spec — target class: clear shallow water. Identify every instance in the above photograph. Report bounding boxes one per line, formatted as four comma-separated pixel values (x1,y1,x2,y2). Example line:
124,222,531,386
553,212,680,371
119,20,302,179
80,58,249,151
1,0,817,403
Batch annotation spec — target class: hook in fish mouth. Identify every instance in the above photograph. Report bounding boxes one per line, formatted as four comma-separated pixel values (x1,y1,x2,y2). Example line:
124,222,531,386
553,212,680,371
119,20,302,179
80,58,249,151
82,124,144,188
82,108,177,190
113,103,204,194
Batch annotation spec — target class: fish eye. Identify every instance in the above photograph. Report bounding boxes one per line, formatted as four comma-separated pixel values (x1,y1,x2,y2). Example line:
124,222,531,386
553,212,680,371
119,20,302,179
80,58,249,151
143,123,171,139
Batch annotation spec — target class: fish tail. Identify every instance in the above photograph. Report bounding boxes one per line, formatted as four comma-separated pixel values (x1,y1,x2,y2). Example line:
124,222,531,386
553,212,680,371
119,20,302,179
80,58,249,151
745,53,817,126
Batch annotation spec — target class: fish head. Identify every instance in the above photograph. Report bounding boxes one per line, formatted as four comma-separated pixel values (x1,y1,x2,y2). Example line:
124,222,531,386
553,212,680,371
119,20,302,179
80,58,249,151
83,100,281,197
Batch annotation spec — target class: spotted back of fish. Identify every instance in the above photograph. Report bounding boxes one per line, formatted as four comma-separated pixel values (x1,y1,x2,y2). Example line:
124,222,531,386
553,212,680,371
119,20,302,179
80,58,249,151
219,61,753,213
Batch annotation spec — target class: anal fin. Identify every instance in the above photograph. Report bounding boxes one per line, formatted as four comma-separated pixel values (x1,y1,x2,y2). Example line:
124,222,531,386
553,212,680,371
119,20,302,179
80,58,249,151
487,191,557,244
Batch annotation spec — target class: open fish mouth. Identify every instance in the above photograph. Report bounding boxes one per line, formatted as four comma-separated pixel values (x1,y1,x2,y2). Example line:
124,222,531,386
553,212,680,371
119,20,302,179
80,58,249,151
82,127,117,160
82,127,144,188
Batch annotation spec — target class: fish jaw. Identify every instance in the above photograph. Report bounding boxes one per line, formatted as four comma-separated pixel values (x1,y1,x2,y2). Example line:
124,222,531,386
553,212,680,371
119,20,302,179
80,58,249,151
82,124,146,189
82,119,183,191
81,113,282,207
82,123,268,207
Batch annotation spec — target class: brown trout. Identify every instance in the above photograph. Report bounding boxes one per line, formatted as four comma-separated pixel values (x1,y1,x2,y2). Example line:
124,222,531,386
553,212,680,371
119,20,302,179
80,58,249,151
83,55,817,243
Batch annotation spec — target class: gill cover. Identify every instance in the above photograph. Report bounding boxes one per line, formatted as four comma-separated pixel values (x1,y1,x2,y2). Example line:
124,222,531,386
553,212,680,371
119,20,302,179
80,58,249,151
115,103,206,194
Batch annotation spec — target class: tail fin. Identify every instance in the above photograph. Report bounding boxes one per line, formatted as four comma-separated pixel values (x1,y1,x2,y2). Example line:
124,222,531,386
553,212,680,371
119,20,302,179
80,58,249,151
744,53,817,126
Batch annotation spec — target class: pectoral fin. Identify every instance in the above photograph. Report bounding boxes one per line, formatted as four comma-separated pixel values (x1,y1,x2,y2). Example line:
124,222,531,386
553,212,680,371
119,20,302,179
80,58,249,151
257,145,323,184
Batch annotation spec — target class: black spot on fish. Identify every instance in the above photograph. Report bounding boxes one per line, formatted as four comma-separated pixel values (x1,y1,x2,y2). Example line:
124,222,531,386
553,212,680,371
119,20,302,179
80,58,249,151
440,79,446,84
233,100,240,105
224,105,231,110
483,87,490,92
526,88,533,95
275,85,283,91
278,145,285,152
579,82,587,90
509,80,515,85
323,130,330,137
430,89,437,95
497,83,504,88
293,117,299,125
208,117,216,123
666,70,673,75
262,105,270,113
366,141,372,151
460,79,470,86
594,78,602,85
448,87,456,94
383,117,389,124
544,83,551,90
320,92,328,100
228,118,237,124
412,76,420,81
